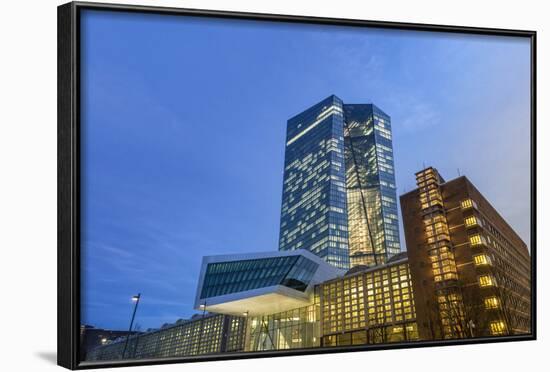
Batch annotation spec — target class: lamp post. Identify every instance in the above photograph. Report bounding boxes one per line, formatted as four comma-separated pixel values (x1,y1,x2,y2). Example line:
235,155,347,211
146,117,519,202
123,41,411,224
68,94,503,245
196,301,207,353
121,293,141,359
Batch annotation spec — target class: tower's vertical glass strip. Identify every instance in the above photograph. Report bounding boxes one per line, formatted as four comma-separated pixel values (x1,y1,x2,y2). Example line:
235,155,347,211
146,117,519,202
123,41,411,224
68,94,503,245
343,104,401,267
278,95,350,270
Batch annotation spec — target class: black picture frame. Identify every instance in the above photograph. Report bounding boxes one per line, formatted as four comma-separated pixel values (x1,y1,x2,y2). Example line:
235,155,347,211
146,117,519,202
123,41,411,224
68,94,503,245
58,1,537,370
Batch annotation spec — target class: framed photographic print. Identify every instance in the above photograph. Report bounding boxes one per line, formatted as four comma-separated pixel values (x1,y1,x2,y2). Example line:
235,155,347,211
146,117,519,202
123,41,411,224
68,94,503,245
57,1,536,369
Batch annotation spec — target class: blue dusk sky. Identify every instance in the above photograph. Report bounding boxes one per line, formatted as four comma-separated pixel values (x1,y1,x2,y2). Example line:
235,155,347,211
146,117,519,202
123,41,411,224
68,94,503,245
80,10,531,331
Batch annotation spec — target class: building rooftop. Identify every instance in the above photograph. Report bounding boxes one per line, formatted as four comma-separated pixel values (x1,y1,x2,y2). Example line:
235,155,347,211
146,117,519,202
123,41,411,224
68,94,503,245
343,252,409,277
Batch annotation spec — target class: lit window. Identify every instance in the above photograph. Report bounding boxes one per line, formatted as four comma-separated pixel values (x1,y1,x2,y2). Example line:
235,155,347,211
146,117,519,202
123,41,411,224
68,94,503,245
473,254,491,266
461,199,473,209
464,216,478,227
469,234,484,246
489,320,507,335
479,275,495,287
484,296,500,309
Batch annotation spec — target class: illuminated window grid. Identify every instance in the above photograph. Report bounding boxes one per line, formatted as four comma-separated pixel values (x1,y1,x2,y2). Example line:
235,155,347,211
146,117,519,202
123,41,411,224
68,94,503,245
226,317,245,352
418,180,457,286
156,316,221,357
473,254,491,266
469,234,485,247
489,320,507,335
460,198,476,210
429,246,458,282
415,168,438,185
416,171,467,339
321,264,415,336
322,321,418,347
484,296,500,309
423,215,450,244
280,97,349,269
197,316,223,355
248,304,320,351
419,189,443,209
424,213,457,282
121,314,236,360
479,274,495,287
437,290,465,338
464,215,479,228
416,169,443,208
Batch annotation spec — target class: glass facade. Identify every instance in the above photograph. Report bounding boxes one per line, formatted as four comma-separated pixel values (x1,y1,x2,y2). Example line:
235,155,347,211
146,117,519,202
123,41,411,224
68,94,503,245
279,97,401,270
320,260,418,346
279,95,350,269
344,104,401,267
86,314,246,361
200,255,319,300
247,303,320,351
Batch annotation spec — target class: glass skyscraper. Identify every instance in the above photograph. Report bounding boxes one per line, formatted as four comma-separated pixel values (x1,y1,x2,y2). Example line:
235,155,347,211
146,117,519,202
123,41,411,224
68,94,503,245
344,104,401,267
279,95,401,270
278,95,350,269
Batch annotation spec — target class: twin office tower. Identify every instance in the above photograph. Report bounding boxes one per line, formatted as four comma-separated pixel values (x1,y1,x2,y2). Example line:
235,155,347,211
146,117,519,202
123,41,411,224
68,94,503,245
279,95,401,270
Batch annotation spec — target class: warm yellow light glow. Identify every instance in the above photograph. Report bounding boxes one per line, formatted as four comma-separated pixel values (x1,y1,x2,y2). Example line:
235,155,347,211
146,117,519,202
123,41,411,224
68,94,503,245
479,275,494,287
490,320,506,335
469,234,483,246
464,216,478,227
484,296,500,309
473,254,490,266
461,199,475,209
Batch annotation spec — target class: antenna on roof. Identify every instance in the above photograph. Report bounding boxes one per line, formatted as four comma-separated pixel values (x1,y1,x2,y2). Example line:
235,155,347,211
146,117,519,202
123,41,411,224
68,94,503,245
457,168,461,177
422,161,426,170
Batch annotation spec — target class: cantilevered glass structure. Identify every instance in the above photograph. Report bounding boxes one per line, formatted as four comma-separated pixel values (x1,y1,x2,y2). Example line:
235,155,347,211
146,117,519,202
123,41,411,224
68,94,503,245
279,96,401,270
343,104,401,267
279,95,350,269
199,255,319,299
194,250,344,316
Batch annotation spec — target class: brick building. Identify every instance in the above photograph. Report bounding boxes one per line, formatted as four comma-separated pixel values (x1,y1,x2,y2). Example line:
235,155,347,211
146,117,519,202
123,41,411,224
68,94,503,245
400,167,531,340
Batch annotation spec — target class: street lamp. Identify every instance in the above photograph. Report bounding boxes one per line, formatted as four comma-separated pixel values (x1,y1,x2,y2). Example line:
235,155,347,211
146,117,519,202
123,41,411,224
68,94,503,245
121,293,141,359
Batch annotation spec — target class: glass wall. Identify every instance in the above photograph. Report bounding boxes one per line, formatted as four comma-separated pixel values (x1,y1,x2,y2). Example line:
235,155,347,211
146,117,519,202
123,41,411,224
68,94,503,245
344,104,401,268
247,304,320,351
279,95,350,270
200,255,319,300
85,314,245,361
322,323,418,346
320,261,418,346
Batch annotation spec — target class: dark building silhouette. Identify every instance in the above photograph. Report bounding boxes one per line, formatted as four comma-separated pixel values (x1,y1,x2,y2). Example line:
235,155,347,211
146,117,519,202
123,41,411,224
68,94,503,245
79,325,140,361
